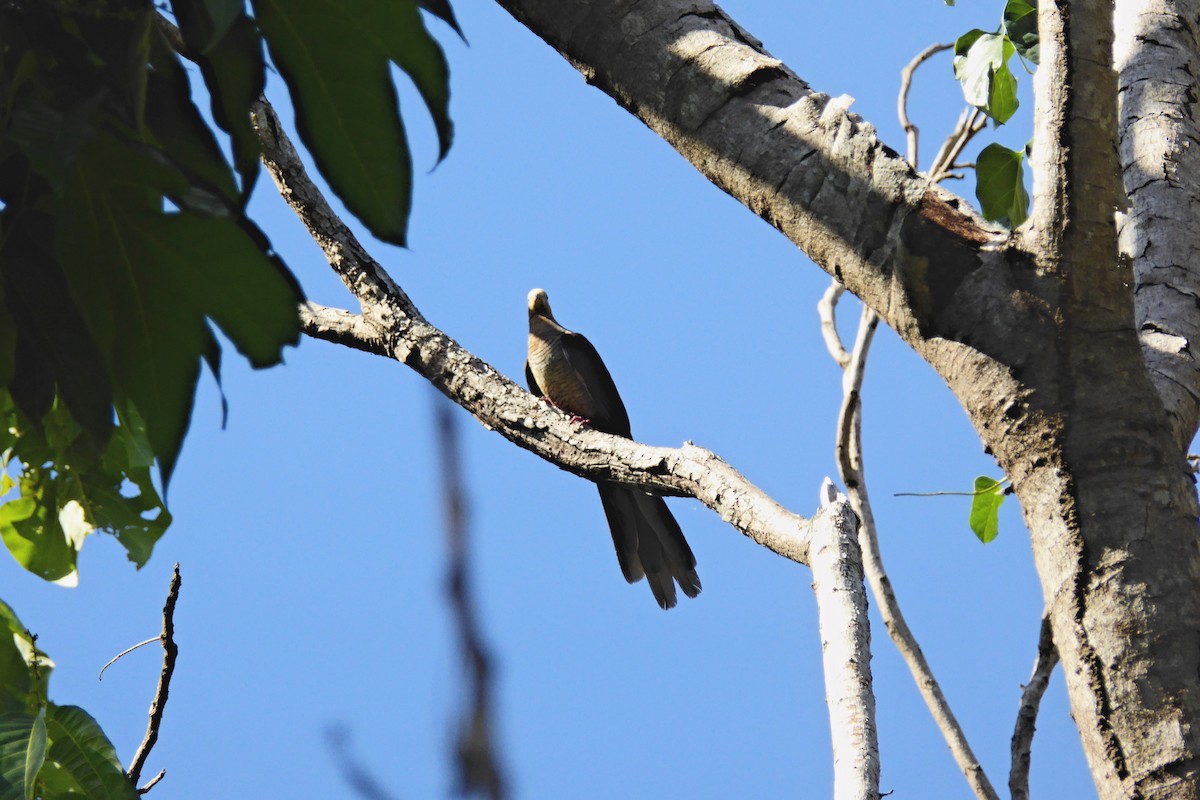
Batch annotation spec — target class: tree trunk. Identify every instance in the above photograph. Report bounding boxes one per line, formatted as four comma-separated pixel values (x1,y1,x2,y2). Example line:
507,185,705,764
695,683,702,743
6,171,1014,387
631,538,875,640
491,0,1200,795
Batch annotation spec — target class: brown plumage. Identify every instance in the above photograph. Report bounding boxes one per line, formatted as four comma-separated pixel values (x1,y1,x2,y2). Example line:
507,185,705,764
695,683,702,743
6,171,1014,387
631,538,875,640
525,288,701,609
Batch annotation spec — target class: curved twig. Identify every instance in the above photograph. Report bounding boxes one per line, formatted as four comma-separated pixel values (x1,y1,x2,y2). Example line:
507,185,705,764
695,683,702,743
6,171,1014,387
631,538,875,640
817,280,851,368
897,43,953,169
832,298,998,800
98,637,161,681
814,52,1004,800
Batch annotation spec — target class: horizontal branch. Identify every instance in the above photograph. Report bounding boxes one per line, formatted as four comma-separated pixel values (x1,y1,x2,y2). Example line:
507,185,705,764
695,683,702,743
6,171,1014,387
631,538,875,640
254,100,812,567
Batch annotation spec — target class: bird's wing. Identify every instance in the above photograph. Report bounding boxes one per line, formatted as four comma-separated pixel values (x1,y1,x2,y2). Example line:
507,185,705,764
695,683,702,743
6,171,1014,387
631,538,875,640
524,361,543,397
556,331,632,437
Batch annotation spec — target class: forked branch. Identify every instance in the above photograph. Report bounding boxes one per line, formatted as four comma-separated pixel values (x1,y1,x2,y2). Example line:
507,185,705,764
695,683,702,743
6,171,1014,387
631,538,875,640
126,563,182,793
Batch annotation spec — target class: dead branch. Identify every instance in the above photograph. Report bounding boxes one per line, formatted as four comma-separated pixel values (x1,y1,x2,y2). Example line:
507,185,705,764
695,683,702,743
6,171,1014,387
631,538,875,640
127,563,181,791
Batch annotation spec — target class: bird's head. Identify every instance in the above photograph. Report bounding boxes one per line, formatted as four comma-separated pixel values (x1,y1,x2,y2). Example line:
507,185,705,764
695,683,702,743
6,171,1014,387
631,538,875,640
527,288,553,319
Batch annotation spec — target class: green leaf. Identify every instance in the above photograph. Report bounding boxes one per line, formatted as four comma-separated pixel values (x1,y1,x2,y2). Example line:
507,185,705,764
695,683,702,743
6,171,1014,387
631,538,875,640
42,705,138,800
1,226,114,445
145,34,240,205
989,62,1018,124
0,601,51,716
969,476,1006,543
170,3,267,200
1003,0,1039,65
254,0,453,245
953,31,1018,122
23,706,46,800
975,142,1030,227
5,104,97,192
417,0,466,39
90,420,172,568
55,132,300,487
0,469,81,584
171,0,244,52
0,710,44,799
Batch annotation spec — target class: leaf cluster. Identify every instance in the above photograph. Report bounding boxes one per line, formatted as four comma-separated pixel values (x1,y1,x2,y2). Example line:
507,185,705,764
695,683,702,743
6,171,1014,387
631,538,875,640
0,0,455,579
0,601,137,799
952,0,1037,227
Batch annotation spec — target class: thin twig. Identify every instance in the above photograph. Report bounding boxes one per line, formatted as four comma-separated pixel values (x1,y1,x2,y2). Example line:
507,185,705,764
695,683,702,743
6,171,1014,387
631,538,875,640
138,770,166,795
127,564,181,790
817,280,851,368
833,303,998,800
98,637,161,681
817,58,1002,799
897,43,953,170
1009,616,1058,800
437,402,507,800
325,726,400,800
929,109,987,183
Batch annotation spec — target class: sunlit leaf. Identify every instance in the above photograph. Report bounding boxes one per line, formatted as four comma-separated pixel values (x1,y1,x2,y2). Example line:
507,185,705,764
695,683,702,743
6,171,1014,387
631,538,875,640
975,142,1029,227
1003,0,1039,65
969,476,1006,543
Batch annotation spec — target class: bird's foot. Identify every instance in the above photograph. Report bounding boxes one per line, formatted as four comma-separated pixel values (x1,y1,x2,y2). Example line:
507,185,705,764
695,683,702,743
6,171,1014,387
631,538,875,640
568,414,591,426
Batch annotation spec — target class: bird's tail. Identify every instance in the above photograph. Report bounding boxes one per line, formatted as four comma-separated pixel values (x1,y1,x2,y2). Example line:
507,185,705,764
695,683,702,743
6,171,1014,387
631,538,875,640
597,483,701,609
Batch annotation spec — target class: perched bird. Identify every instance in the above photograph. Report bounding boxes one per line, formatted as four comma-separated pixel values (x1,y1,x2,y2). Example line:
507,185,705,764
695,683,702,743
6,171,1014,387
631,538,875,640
525,288,701,609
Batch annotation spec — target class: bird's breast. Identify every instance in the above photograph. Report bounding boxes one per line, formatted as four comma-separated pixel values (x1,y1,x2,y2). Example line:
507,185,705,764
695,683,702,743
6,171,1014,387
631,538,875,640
527,330,595,418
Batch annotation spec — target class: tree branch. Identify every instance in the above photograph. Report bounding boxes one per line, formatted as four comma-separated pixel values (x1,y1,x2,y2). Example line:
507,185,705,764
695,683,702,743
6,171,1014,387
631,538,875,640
897,43,952,170
127,563,181,790
1115,0,1200,449
828,296,998,800
810,482,879,799
300,302,389,357
492,0,1013,352
252,97,813,567
817,280,851,369
1009,616,1058,800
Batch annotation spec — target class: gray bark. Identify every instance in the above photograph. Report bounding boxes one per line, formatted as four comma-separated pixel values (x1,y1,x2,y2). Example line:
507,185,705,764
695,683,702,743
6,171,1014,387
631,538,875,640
491,0,1200,796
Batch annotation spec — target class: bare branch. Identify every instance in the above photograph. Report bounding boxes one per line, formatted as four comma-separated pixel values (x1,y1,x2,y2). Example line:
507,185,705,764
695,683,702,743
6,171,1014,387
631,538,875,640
811,483,879,798
137,770,166,795
1010,616,1058,800
252,96,813,568
833,307,998,799
897,43,953,170
817,280,851,368
437,403,507,800
929,108,987,183
127,564,181,789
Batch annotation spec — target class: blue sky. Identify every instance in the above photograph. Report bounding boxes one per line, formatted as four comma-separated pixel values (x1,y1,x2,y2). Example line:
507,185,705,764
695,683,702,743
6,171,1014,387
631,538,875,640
3,1,1097,797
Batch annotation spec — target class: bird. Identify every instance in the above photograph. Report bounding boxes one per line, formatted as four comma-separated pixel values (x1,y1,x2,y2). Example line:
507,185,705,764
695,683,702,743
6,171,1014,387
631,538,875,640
524,288,701,609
